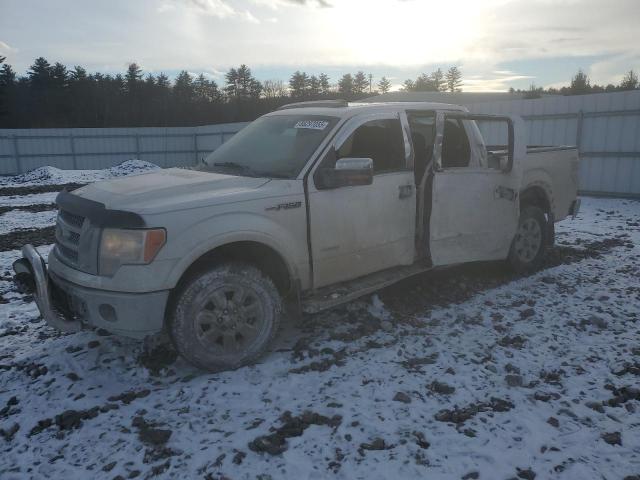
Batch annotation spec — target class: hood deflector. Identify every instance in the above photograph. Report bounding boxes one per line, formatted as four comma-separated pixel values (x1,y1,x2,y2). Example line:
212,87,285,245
56,190,146,228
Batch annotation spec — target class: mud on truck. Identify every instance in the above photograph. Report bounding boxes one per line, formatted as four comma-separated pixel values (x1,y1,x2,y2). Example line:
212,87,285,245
13,100,581,371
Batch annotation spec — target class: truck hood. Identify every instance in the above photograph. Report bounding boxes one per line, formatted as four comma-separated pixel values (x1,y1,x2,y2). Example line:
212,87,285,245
72,168,271,212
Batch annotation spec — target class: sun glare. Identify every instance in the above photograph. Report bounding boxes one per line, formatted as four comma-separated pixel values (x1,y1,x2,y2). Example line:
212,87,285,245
323,0,487,66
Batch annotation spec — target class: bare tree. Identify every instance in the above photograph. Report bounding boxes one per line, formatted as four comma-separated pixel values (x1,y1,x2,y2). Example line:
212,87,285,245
262,79,288,99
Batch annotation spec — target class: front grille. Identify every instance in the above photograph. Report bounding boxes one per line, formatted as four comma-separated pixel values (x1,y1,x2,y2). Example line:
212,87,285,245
55,209,85,267
59,210,84,228
68,231,80,245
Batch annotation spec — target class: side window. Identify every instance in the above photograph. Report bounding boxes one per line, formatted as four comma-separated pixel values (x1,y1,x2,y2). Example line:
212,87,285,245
338,118,406,174
441,119,471,168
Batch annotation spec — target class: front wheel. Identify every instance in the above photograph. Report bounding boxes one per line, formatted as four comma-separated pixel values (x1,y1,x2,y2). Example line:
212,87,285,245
169,263,282,372
508,206,548,272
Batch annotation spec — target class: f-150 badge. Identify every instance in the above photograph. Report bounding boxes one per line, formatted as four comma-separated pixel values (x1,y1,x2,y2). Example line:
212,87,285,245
265,201,302,211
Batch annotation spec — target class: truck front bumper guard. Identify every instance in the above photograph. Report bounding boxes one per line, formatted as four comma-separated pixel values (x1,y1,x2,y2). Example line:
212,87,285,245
12,244,82,333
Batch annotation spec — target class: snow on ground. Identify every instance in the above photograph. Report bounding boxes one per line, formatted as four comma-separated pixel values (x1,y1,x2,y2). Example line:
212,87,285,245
0,160,159,187
0,210,58,235
0,165,639,480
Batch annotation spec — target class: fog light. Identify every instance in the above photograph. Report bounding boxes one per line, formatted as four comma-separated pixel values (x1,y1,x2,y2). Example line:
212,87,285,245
99,304,117,323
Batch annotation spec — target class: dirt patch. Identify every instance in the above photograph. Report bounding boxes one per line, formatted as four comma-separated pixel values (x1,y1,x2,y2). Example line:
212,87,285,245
0,183,84,197
434,397,515,425
0,225,56,252
0,203,56,216
248,410,342,455
138,344,179,375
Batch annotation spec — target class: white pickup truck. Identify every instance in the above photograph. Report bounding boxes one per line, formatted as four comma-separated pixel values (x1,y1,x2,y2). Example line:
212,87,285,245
14,100,580,371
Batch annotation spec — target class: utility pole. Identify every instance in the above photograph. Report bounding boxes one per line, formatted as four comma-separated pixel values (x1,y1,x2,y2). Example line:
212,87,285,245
368,74,373,94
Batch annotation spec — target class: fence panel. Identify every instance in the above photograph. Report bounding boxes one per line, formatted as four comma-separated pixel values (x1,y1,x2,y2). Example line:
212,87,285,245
2,92,640,196
469,90,640,196
0,122,248,176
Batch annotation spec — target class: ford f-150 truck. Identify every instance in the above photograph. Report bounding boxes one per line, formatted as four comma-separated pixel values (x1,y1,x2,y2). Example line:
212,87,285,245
13,100,581,371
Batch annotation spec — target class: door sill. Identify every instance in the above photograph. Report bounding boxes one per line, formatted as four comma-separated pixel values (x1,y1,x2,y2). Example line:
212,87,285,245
301,262,432,314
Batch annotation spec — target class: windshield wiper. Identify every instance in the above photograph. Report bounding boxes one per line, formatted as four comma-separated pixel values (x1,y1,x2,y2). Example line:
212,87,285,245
212,161,257,176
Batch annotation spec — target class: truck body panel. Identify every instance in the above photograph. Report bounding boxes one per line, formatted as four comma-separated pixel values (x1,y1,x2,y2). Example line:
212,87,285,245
14,101,580,341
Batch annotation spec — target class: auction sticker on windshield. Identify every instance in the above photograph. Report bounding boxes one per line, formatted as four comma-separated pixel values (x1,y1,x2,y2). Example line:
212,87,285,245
294,120,329,130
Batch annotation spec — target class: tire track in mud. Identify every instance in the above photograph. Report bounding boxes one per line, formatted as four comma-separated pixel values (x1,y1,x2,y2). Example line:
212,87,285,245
0,226,55,253
0,183,84,197
378,235,634,316
0,203,56,216
290,234,635,368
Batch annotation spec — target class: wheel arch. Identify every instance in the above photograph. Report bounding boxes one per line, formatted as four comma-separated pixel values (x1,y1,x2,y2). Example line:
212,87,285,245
520,183,553,215
519,184,555,247
172,239,295,297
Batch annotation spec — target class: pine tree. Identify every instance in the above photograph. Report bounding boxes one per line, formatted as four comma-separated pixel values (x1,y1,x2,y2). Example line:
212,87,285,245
309,75,321,96
431,68,444,92
289,71,309,98
445,66,463,92
174,70,194,101
28,57,52,88
338,74,354,96
225,67,239,97
125,63,143,94
69,66,87,81
353,71,368,94
156,73,170,89
569,69,590,95
377,76,391,94
226,65,260,99
620,70,638,90
319,73,331,95
0,64,16,87
50,62,68,88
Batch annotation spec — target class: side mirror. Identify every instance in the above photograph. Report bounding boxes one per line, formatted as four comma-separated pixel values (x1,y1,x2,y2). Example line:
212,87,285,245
318,157,373,189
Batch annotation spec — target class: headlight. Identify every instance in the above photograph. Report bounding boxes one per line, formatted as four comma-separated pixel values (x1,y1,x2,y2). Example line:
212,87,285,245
99,228,166,276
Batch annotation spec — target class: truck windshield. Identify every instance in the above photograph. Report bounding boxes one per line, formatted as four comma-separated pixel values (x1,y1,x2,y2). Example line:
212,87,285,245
202,114,339,179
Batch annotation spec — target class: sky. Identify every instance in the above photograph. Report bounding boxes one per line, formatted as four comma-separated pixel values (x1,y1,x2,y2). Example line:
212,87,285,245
0,0,639,92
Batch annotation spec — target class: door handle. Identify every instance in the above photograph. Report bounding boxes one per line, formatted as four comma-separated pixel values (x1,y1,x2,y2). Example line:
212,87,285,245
399,184,414,199
495,185,517,201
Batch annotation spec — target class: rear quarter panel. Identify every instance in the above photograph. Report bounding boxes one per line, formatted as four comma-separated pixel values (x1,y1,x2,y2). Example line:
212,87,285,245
521,148,579,221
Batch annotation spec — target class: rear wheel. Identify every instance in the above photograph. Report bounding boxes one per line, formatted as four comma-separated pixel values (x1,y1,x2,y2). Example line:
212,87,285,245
169,263,282,372
508,206,548,272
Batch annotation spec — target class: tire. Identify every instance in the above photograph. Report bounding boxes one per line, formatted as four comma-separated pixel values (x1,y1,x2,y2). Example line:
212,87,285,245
169,262,282,372
508,206,548,273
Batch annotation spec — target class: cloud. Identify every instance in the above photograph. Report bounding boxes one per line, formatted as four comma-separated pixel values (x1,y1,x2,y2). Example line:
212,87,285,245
0,41,17,55
182,0,237,18
286,0,332,7
251,0,331,9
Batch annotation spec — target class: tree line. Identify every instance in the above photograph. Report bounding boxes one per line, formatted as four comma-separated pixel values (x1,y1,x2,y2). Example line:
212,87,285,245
0,58,390,128
0,56,638,128
511,69,640,99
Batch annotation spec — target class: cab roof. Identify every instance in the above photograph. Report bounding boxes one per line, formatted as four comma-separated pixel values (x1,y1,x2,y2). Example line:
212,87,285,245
266,101,468,120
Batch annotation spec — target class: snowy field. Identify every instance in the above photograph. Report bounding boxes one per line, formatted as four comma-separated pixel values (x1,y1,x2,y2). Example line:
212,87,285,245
0,163,639,480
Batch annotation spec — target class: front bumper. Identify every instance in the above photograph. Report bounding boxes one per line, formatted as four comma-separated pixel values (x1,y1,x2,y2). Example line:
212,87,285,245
13,245,169,339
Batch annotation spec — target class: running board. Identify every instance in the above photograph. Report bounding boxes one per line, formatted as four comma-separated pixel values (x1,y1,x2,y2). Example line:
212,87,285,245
301,262,432,314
